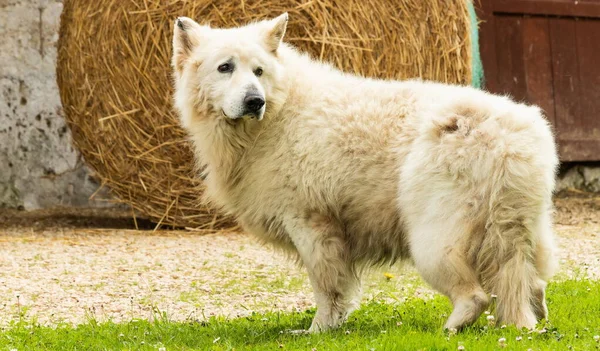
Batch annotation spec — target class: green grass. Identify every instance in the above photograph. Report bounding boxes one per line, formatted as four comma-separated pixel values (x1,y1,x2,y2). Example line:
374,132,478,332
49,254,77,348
2,280,599,351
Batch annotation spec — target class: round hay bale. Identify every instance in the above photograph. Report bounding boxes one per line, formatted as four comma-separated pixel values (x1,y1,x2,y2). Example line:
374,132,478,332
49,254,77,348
57,0,472,229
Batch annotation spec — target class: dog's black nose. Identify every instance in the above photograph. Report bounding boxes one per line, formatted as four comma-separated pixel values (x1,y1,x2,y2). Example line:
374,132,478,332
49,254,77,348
244,95,265,112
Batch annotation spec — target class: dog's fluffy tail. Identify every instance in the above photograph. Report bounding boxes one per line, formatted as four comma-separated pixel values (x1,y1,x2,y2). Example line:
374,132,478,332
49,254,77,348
478,204,538,328
475,107,558,329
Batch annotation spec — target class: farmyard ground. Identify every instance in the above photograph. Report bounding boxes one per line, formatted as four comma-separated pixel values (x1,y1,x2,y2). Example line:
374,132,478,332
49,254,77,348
0,193,599,350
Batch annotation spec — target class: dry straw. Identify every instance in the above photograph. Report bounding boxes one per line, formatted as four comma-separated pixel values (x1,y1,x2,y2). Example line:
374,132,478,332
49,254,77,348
57,0,472,230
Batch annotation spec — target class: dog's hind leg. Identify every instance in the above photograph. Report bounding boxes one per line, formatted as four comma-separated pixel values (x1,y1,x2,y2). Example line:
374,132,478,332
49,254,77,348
408,219,489,330
531,211,557,321
284,213,361,333
531,279,548,321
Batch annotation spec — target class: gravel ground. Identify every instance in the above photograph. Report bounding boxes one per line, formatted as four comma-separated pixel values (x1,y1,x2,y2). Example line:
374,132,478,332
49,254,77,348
0,194,598,326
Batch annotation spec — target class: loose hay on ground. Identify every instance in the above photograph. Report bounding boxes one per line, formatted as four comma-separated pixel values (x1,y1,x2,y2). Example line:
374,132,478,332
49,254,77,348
57,0,472,228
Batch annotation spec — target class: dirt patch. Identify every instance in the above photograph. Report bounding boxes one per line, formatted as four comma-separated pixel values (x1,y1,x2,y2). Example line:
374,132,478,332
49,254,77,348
0,194,598,326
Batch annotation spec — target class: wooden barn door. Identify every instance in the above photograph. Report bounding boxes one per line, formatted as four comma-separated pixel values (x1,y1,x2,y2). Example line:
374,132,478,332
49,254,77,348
477,0,600,161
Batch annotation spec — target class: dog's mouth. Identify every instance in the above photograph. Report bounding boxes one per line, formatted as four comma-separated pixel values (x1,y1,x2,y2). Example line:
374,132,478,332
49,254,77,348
252,112,265,121
241,106,265,121
221,109,264,121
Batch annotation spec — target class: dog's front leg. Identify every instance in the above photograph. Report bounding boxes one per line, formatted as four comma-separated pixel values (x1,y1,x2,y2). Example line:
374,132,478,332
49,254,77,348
284,213,361,333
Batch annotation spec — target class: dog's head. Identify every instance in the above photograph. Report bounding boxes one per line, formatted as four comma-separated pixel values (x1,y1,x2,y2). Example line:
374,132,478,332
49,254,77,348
172,13,288,124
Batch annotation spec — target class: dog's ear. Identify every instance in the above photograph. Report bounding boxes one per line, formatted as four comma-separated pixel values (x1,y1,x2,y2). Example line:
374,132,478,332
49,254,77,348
172,17,207,75
263,12,288,53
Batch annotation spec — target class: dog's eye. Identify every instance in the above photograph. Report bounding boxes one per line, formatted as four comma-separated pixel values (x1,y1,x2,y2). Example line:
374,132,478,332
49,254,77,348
218,63,233,73
254,67,263,77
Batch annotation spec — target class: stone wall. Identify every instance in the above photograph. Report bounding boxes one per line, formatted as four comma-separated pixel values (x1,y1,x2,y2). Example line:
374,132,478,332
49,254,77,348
557,164,600,193
0,0,109,209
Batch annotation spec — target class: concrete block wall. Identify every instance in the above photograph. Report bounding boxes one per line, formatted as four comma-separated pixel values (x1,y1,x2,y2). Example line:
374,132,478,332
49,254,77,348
0,0,109,209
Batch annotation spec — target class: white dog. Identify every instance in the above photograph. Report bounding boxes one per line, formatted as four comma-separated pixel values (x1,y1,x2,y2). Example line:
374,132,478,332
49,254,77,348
171,13,559,332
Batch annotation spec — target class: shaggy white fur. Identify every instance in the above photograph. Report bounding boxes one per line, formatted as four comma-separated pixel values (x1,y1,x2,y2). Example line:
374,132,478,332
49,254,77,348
172,14,559,332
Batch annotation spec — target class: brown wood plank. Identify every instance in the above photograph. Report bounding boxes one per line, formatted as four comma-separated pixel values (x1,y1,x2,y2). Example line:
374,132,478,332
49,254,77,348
574,18,600,139
521,16,556,124
476,0,499,92
549,17,580,141
494,0,600,19
477,1,600,161
558,139,600,161
494,16,527,102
